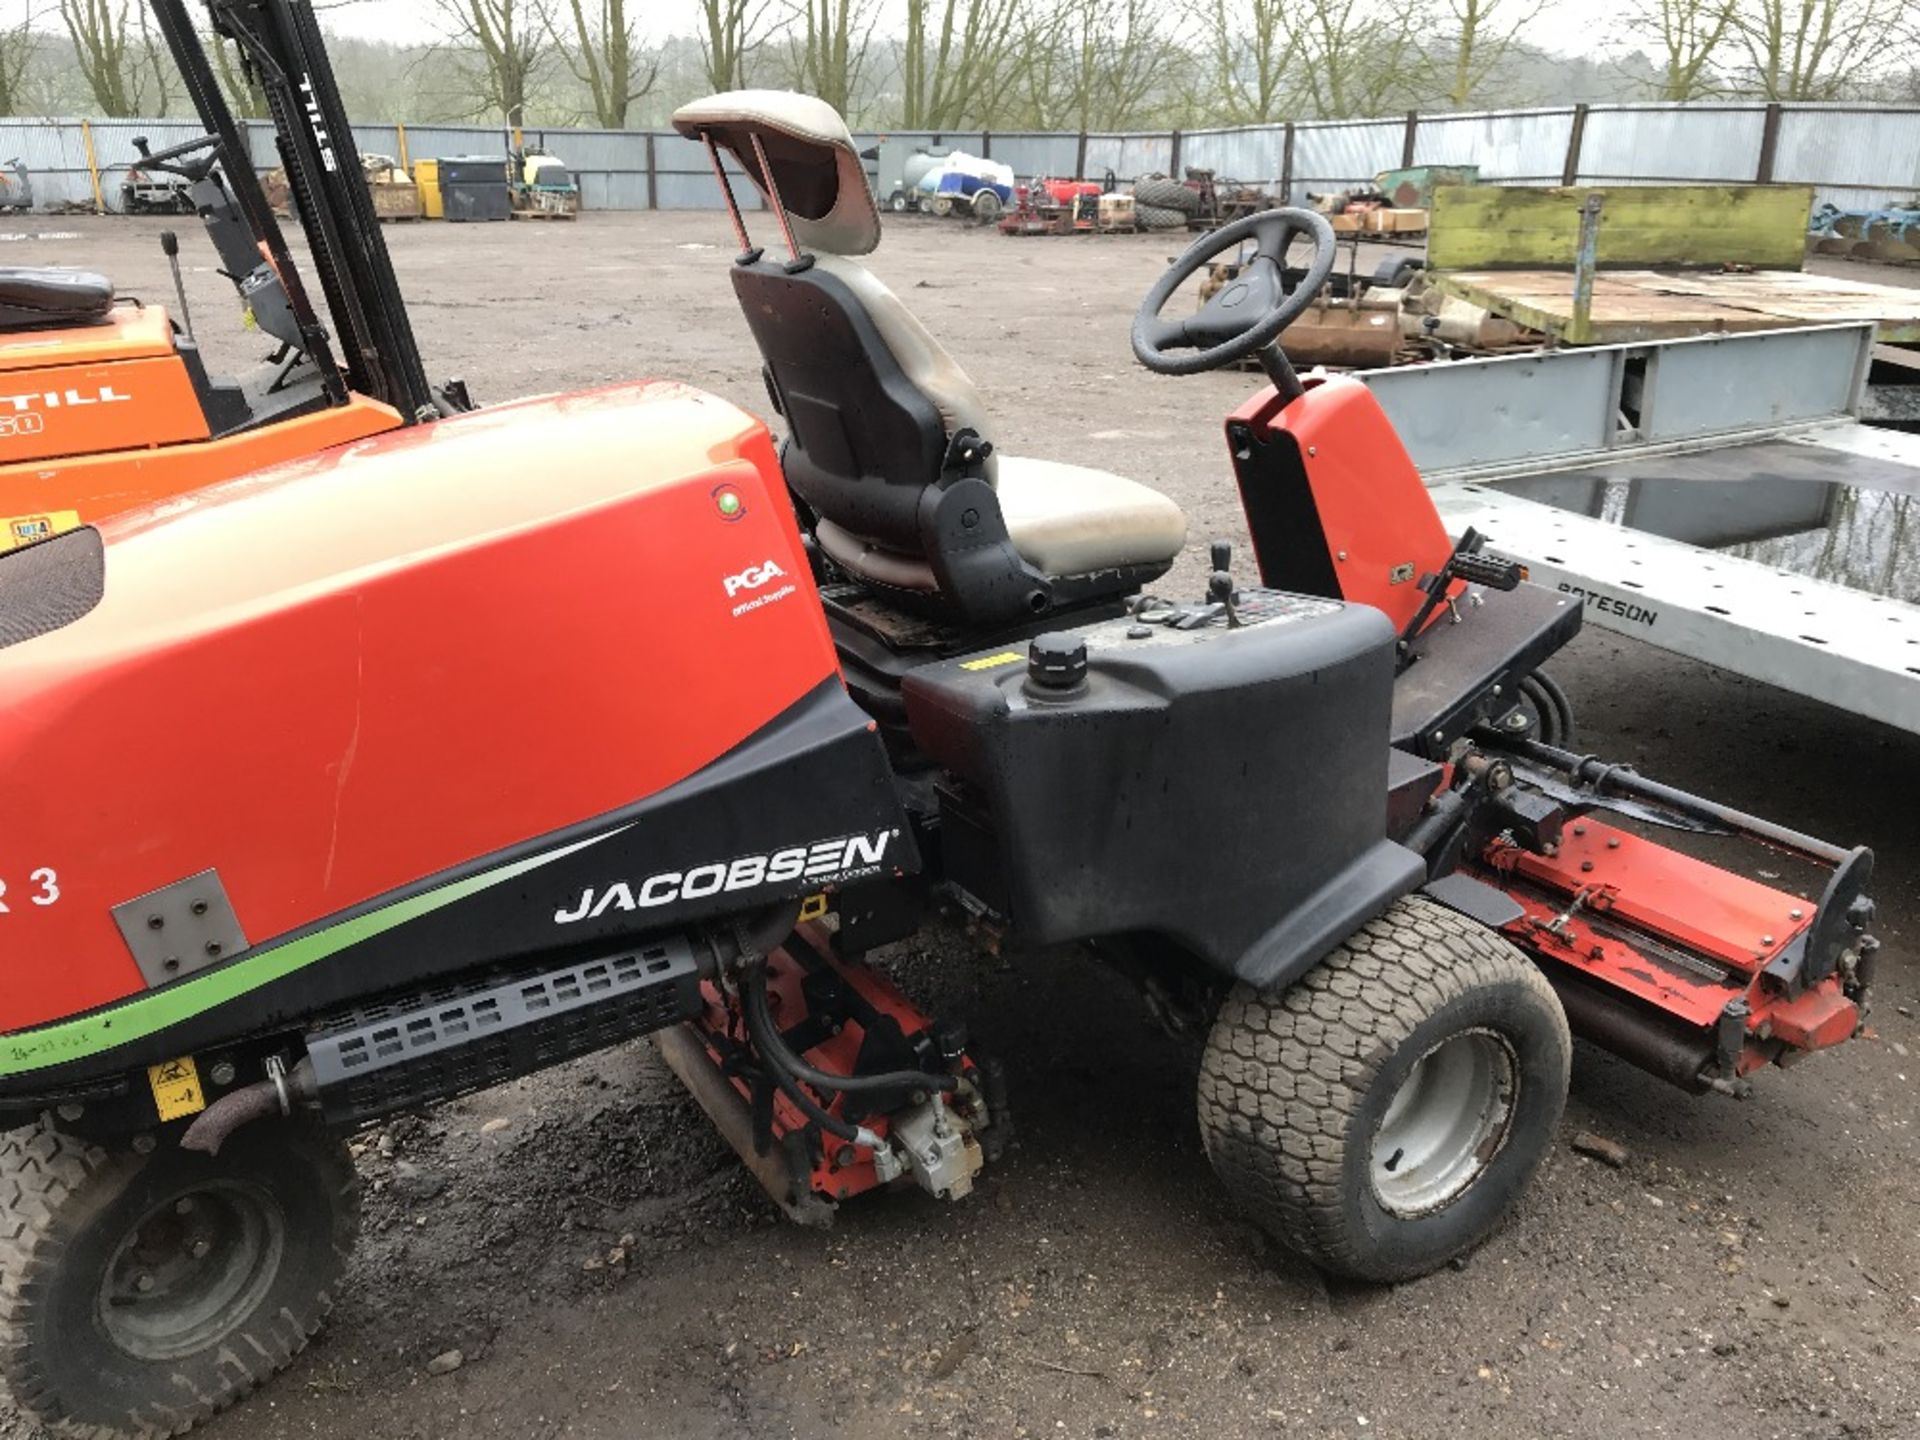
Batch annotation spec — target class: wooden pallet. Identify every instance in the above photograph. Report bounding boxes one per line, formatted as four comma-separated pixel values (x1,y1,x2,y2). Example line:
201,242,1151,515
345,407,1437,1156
1433,267,1920,345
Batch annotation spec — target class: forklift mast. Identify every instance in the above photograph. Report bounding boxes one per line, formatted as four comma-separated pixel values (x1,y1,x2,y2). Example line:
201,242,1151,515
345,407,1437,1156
150,0,440,421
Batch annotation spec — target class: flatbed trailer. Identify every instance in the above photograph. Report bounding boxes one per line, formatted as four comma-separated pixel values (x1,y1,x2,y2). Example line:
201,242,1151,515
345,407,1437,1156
1358,322,1920,734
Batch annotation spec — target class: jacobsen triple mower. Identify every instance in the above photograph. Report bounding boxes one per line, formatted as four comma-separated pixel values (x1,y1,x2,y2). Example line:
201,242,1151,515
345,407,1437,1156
0,6,1883,1436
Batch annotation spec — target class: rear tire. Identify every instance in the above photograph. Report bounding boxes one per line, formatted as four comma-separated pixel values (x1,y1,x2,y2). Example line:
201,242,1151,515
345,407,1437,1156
971,190,1002,223
1134,202,1187,230
1197,896,1570,1283
0,1120,360,1438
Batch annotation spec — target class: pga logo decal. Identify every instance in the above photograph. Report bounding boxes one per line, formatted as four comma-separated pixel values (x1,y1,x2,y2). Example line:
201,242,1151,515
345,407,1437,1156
723,558,787,598
722,557,799,618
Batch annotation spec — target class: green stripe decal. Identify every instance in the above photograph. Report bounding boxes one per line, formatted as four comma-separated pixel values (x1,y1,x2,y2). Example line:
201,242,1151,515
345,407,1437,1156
0,827,627,1078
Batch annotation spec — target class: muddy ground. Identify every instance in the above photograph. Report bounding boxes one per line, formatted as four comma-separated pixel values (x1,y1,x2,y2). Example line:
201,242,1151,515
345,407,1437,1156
17,212,1920,1440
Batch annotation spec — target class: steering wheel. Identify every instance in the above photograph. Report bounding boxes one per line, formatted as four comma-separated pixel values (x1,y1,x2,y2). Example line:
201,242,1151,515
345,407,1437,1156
1131,208,1337,376
131,134,222,182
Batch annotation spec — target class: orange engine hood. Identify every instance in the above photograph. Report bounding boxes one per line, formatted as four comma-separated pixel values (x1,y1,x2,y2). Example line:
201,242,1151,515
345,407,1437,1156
0,379,839,1032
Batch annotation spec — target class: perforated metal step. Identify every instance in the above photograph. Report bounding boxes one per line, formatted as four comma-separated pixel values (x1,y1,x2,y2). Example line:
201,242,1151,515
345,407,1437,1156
305,936,701,1126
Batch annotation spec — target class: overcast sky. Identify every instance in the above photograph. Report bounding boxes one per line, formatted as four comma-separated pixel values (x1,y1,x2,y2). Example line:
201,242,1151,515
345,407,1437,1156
7,0,1623,57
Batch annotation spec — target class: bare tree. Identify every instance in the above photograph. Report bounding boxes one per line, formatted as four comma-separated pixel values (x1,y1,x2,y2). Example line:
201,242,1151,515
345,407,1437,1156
1206,0,1302,122
1005,0,1183,131
782,0,875,117
1732,0,1910,99
1626,0,1738,98
700,0,772,91
208,27,268,118
1292,0,1422,118
428,0,550,120
1436,0,1542,108
555,0,657,127
60,0,171,116
900,0,1022,129
0,5,40,116
1085,0,1187,129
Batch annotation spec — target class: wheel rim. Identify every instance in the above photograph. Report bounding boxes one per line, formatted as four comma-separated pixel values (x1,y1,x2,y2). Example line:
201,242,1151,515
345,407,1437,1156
1370,1029,1517,1217
96,1180,286,1361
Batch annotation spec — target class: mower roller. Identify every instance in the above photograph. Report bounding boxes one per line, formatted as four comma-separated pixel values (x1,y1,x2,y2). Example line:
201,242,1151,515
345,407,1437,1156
0,10,1885,1438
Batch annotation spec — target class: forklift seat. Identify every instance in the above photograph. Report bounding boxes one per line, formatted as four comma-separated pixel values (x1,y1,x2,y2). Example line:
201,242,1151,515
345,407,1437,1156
0,268,114,331
674,92,1186,626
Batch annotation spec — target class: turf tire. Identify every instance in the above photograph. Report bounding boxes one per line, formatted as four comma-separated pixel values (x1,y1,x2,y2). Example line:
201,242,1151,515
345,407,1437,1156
1197,895,1570,1283
0,1119,360,1438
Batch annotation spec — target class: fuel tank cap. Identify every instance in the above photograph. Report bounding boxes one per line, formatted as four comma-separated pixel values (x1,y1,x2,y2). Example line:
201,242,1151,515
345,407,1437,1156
1027,633,1088,691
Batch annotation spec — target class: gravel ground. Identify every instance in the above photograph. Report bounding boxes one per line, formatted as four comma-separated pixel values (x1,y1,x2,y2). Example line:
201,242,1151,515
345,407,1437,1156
14,211,1920,1440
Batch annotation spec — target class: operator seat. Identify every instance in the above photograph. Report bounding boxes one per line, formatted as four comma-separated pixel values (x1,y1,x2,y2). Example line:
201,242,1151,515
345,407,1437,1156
0,268,113,331
673,92,1187,627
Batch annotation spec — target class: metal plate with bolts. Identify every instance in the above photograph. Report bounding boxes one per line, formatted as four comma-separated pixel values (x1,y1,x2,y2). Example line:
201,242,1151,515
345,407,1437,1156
111,869,250,989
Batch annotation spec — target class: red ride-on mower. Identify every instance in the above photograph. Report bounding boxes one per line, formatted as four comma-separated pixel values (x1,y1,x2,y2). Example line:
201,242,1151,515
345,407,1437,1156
0,46,1885,1440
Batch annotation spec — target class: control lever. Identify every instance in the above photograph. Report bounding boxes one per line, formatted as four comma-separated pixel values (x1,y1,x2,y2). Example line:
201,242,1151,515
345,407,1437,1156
1206,538,1242,627
160,231,193,339
1398,527,1525,652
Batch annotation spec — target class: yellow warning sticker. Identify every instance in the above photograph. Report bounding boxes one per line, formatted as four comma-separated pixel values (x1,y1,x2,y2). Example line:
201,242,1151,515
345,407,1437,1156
147,1057,206,1122
3,511,80,551
959,650,1024,672
797,892,829,922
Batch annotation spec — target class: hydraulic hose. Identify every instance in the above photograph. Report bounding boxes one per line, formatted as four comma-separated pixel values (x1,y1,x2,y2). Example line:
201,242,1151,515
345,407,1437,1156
741,963,958,1096
1518,671,1575,747
739,966,884,1150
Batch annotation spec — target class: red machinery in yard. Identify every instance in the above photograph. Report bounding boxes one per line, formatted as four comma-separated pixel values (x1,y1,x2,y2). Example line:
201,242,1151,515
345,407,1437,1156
998,176,1103,235
0,7,1883,1437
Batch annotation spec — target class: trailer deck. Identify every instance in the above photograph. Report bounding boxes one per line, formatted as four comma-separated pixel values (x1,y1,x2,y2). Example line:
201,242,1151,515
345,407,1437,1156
1431,269,1920,345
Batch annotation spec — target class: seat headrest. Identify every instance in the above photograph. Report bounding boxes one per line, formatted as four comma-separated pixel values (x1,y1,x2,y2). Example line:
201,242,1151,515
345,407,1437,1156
671,90,880,257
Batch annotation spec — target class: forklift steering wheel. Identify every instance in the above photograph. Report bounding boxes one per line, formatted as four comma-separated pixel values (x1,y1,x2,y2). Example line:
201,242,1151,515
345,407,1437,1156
132,133,221,182
1131,208,1337,376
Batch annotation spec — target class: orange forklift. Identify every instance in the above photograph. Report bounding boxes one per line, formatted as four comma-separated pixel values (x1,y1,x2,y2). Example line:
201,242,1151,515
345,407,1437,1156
0,71,465,551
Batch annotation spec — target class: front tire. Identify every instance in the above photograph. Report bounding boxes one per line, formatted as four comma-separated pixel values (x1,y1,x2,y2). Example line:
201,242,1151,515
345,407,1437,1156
0,1120,360,1438
1198,896,1570,1282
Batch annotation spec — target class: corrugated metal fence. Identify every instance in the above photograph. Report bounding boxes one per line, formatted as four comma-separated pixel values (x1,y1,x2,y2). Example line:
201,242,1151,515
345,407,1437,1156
10,101,1920,214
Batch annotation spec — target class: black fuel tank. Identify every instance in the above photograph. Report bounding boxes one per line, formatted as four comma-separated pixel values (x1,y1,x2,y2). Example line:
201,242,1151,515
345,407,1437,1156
901,592,1423,985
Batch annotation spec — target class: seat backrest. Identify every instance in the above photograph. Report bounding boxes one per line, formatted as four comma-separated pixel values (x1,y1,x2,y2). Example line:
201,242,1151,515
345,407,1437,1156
677,90,1050,625
735,253,998,562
